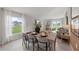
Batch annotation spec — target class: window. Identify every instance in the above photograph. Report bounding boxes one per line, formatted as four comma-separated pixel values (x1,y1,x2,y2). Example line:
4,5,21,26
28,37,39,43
5,13,23,38
11,16,22,34
51,19,63,31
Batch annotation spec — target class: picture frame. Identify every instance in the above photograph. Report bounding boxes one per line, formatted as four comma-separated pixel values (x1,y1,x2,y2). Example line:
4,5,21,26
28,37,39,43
66,15,68,25
71,15,79,37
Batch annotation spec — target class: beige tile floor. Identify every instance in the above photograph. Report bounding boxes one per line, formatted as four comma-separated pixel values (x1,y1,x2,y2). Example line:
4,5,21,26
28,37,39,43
1,39,24,51
0,38,71,51
56,38,71,51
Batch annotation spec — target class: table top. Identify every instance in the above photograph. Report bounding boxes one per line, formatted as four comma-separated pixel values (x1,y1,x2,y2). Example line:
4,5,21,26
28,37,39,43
26,31,56,41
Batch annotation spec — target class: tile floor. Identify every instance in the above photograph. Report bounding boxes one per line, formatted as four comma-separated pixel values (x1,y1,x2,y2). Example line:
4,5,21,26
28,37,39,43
56,38,71,51
0,38,71,51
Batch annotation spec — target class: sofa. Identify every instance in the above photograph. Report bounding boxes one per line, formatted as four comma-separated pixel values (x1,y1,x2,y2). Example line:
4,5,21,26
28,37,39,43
56,28,70,40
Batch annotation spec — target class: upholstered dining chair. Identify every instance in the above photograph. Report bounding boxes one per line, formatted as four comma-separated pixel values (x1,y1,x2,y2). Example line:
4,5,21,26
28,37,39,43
37,36,50,51
22,33,29,48
28,34,38,51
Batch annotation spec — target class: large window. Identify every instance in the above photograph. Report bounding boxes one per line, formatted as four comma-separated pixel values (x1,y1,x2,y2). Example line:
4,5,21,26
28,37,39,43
51,19,63,31
11,16,22,34
5,11,24,37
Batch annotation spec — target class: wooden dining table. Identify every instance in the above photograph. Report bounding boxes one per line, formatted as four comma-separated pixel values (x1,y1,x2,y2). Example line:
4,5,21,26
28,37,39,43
38,31,57,50
26,31,57,51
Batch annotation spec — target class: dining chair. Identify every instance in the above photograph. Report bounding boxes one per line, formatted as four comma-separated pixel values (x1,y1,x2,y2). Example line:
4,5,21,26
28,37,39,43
28,34,38,51
37,36,50,51
22,33,29,48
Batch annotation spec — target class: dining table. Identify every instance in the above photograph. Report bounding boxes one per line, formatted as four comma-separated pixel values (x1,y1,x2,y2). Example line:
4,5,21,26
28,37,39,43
37,31,57,50
26,30,57,51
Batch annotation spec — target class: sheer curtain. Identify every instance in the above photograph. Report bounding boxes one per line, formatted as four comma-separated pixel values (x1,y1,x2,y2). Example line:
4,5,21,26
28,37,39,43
4,9,24,39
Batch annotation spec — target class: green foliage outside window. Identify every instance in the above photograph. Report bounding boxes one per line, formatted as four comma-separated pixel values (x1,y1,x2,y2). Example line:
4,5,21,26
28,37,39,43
12,17,22,34
12,24,22,33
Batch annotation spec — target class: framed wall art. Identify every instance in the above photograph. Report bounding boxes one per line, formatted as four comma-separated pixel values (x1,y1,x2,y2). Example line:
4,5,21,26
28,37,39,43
71,15,79,37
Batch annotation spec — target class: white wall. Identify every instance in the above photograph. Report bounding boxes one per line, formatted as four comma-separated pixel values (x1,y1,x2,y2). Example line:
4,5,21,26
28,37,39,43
24,15,34,32
0,8,6,44
39,19,48,30
0,8,2,44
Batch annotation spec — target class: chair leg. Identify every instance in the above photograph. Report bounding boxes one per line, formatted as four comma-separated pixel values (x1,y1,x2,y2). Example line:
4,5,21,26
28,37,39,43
54,42,55,51
49,43,51,51
28,41,29,49
54,38,56,51
37,43,39,51
46,43,48,51
26,41,29,48
25,41,27,48
33,42,34,51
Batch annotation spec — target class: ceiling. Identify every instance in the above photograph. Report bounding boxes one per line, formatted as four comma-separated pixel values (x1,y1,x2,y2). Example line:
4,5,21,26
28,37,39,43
5,7,68,19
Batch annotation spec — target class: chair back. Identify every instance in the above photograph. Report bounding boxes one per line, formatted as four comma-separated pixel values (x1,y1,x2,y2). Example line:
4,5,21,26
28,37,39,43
28,34,38,43
23,33,28,41
37,36,49,43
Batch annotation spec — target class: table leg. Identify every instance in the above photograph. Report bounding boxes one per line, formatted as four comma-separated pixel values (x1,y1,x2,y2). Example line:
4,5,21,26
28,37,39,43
46,43,48,51
33,41,34,51
54,38,56,51
49,42,51,51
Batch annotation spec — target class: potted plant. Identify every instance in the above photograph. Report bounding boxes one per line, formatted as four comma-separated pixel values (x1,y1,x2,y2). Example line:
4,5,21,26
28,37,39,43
34,20,41,33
